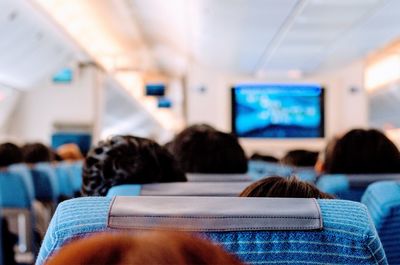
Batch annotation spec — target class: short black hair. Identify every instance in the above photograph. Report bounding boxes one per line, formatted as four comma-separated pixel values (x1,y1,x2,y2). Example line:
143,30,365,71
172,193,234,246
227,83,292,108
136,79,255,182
169,124,248,174
0,142,23,167
22,143,53,164
82,135,186,196
325,129,400,174
250,153,279,163
281,150,319,167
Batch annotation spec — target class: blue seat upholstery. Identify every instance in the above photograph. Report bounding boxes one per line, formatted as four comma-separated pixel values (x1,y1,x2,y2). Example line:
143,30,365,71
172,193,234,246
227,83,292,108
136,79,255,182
54,163,75,198
107,182,251,197
0,171,33,253
8,163,35,202
0,171,31,208
68,161,83,195
247,160,293,180
317,174,400,201
36,197,387,265
361,181,400,264
31,163,59,202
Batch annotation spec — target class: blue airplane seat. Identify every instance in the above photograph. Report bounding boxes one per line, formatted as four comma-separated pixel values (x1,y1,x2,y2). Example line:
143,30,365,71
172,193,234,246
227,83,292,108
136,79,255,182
54,163,75,198
31,163,59,202
247,160,292,180
68,161,83,195
292,167,318,183
361,181,400,264
36,197,387,265
7,163,35,202
317,174,400,201
0,171,33,253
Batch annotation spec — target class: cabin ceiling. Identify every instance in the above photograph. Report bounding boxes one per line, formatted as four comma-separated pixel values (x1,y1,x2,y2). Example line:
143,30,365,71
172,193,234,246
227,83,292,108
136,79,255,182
126,0,400,76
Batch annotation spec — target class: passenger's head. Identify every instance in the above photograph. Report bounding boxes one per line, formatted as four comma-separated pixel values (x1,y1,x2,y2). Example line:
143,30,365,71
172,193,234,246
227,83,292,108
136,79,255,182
281,149,319,167
57,143,84,161
239,176,334,199
0,142,23,168
22,143,53,164
82,135,186,196
324,129,400,174
250,153,279,163
170,124,248,174
45,232,244,265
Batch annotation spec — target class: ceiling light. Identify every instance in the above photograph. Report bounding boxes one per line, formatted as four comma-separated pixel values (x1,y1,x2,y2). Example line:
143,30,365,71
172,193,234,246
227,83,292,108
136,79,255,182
365,54,400,92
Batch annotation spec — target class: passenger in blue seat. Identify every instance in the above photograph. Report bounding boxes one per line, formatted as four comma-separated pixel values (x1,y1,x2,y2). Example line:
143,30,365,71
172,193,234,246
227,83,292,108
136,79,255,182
281,149,319,167
22,142,54,164
82,135,187,196
240,176,334,198
321,129,400,174
168,124,248,174
0,142,21,265
0,142,23,168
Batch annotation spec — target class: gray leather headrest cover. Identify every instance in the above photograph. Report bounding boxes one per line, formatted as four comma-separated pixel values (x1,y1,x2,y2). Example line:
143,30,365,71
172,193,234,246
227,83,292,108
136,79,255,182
348,174,400,187
108,196,322,231
140,182,251,196
186,173,252,182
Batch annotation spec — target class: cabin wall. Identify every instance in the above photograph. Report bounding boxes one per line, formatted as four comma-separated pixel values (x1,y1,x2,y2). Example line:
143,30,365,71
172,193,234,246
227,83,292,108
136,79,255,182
5,65,100,144
186,59,368,156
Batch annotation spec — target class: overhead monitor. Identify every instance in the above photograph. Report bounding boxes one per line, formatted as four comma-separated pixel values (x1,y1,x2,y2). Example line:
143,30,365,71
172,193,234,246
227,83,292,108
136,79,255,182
231,84,325,138
157,97,172,108
145,83,165,96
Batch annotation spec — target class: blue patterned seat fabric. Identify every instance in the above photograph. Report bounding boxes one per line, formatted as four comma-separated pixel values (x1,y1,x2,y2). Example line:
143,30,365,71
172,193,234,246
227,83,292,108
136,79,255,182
36,197,387,265
317,174,400,202
362,181,400,265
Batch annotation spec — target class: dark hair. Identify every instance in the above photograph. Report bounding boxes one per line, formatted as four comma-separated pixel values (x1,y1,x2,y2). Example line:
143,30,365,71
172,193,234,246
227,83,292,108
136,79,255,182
82,135,186,196
22,143,53,164
240,176,334,199
281,150,319,167
170,124,248,174
0,142,23,168
45,232,244,265
250,153,279,163
324,129,400,174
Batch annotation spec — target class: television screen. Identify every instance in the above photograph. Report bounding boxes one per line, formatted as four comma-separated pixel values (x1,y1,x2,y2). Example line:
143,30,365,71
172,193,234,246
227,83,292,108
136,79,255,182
52,68,73,83
232,84,325,138
145,83,165,96
157,98,172,108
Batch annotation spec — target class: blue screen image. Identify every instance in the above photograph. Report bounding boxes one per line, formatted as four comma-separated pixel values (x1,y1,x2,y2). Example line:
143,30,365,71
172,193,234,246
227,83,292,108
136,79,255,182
232,84,324,138
146,83,165,96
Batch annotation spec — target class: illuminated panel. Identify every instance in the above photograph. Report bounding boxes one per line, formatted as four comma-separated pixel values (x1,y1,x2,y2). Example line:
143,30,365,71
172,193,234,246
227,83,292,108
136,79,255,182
365,54,400,92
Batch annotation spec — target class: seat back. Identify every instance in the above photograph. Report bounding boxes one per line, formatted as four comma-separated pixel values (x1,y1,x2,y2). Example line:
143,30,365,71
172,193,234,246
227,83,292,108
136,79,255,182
54,163,75,198
31,163,59,202
362,181,400,264
0,171,33,253
68,161,83,195
186,173,252,182
317,174,400,201
7,164,35,202
37,196,387,265
107,182,251,197
247,160,292,180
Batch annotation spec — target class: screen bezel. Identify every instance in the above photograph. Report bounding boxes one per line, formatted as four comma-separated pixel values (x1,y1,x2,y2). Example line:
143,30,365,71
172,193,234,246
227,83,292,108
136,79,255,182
231,84,325,139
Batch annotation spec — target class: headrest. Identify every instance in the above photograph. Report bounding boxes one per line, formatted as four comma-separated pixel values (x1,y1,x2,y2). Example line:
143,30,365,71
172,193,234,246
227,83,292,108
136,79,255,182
108,196,322,231
186,173,252,182
319,174,400,189
347,174,400,187
107,182,252,197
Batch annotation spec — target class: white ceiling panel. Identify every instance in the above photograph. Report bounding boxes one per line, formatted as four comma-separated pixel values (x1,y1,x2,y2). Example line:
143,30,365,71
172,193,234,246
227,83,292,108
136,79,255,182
126,0,400,76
